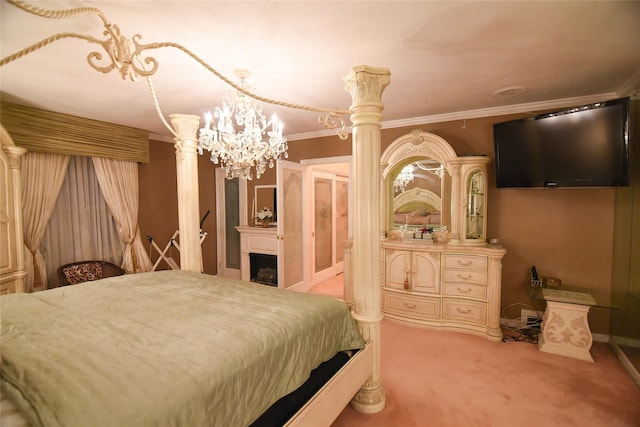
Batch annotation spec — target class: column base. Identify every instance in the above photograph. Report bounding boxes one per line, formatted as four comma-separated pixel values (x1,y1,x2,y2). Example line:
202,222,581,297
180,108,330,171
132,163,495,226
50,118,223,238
350,381,385,414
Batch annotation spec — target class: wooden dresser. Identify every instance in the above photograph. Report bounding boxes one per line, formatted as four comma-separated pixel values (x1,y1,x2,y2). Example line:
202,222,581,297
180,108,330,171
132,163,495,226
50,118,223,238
381,240,506,341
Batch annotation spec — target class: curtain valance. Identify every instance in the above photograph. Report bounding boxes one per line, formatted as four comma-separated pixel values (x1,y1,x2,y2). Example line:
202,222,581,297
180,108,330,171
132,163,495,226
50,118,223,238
1,102,149,163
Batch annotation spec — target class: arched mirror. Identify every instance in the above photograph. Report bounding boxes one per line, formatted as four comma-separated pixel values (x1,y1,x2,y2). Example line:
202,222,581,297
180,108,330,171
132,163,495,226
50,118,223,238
381,130,458,236
389,158,445,230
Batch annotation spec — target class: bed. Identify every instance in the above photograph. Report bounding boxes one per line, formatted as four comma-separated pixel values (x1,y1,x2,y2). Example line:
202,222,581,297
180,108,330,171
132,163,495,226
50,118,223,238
0,270,370,427
393,188,442,228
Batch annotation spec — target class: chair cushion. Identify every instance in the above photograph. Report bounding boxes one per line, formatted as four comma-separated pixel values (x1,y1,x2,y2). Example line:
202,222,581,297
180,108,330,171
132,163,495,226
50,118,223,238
62,262,104,285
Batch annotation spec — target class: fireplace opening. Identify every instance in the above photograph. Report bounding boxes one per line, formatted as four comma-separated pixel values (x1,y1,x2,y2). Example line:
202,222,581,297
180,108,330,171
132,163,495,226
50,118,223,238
249,253,278,286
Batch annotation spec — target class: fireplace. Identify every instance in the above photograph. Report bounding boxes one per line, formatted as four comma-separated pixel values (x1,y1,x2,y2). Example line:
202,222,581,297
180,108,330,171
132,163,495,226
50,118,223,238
249,253,278,286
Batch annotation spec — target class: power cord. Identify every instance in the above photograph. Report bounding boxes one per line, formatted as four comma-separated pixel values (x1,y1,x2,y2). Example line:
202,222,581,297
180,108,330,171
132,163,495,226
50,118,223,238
501,302,541,344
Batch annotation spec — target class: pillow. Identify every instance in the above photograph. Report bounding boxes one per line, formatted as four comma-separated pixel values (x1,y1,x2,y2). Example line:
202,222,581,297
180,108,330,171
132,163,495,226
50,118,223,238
62,262,104,285
412,206,428,217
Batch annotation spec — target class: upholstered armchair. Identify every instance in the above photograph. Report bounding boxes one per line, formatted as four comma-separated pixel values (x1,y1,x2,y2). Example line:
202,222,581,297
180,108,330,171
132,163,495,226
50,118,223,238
57,260,125,286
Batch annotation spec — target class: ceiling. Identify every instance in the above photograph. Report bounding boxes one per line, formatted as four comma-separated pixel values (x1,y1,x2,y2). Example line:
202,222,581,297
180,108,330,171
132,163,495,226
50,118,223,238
1,1,639,142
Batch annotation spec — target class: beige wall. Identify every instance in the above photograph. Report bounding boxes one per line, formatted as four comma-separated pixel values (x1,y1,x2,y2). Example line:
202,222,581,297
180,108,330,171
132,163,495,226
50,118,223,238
138,113,621,333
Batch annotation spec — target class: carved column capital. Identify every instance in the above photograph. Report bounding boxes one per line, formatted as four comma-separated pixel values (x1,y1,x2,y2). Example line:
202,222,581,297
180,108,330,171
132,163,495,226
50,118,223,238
170,114,201,152
343,66,391,126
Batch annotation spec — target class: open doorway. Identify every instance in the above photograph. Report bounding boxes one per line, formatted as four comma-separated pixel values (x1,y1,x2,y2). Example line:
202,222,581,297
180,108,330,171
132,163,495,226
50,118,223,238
303,156,351,299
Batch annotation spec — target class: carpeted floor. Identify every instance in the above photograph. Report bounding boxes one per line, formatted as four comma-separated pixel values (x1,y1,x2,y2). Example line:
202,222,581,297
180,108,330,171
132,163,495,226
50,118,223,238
310,275,640,427
309,274,344,299
332,320,640,427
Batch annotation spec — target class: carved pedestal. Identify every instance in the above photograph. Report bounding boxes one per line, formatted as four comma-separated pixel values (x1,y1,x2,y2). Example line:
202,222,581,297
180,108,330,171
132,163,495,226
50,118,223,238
539,299,594,362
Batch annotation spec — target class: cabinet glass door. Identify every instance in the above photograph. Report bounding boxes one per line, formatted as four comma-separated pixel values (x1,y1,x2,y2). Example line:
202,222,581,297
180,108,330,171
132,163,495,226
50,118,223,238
465,170,485,241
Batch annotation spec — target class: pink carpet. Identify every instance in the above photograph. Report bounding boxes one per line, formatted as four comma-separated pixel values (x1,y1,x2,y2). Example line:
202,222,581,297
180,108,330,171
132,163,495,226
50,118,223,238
332,320,640,427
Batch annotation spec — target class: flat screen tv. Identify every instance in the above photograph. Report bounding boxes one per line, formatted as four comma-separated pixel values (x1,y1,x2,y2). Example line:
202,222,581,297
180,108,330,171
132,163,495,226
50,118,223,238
493,97,629,188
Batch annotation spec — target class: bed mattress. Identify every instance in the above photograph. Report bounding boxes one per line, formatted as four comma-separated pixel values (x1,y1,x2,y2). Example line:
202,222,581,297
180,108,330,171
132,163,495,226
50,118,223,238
0,270,365,427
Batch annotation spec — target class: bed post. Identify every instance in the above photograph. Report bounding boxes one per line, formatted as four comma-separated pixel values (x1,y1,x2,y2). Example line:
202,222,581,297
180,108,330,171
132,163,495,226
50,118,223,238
169,114,203,273
343,65,390,414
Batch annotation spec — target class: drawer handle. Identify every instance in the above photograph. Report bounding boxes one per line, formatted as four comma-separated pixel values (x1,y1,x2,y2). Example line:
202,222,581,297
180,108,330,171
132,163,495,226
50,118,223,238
457,273,472,280
456,307,471,314
457,260,472,266
456,286,472,294
404,303,417,309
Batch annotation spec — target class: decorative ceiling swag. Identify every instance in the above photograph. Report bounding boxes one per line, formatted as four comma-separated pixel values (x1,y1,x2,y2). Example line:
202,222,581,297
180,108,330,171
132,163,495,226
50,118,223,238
1,0,350,140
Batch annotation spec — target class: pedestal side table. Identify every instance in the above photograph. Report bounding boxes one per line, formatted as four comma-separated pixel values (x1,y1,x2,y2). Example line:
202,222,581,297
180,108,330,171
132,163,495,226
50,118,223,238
538,288,597,362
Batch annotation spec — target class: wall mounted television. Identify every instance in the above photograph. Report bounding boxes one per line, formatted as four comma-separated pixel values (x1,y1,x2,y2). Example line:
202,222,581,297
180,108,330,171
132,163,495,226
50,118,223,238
493,97,630,188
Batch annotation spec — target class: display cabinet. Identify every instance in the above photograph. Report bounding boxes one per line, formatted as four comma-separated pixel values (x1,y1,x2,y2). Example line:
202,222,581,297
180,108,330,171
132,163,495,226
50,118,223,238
450,156,491,245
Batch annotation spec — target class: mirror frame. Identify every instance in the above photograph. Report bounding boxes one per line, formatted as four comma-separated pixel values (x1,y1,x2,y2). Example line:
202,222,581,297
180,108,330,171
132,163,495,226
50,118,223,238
254,184,277,223
381,129,458,234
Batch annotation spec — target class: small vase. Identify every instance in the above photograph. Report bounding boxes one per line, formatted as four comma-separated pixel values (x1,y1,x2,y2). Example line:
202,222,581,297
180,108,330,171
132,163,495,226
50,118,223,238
260,219,271,228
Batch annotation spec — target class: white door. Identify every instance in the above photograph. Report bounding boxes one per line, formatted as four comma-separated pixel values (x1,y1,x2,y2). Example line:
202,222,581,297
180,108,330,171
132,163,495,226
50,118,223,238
215,168,246,279
311,171,349,284
276,160,307,292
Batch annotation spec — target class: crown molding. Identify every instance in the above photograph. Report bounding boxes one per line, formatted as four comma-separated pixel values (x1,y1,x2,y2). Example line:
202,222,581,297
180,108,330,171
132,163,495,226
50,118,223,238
154,92,621,143
617,70,640,98
287,92,619,141
380,92,619,130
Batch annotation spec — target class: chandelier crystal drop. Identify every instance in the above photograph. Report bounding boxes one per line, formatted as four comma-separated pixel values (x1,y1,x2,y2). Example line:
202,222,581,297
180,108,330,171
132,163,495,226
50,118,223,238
394,164,415,193
198,70,288,180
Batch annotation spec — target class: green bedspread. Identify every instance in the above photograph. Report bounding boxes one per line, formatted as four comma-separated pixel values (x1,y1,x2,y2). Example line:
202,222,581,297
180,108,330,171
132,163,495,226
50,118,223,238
0,270,365,427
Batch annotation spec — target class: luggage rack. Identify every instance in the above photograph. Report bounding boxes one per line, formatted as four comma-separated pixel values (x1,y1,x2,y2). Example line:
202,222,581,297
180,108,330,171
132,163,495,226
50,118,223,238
147,210,210,271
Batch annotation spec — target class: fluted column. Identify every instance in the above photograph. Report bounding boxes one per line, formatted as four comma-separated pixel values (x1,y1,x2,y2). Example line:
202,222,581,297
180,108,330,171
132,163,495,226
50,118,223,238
448,162,462,244
170,114,203,272
2,142,27,293
343,65,390,414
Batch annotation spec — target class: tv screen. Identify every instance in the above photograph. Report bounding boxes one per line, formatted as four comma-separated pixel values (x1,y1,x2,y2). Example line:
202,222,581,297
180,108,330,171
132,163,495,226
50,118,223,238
493,97,629,188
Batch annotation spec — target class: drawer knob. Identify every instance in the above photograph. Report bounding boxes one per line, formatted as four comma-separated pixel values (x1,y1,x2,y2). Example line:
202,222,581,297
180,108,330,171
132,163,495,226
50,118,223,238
404,302,417,309
456,307,471,314
457,260,472,266
457,273,472,280
456,286,472,294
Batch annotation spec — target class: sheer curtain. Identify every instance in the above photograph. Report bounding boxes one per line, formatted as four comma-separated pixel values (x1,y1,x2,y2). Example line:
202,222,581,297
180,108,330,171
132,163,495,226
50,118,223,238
92,157,152,273
21,152,70,292
41,157,124,287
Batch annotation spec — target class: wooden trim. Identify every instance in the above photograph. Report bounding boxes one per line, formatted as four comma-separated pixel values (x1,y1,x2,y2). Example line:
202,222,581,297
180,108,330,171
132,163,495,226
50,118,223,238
286,342,373,427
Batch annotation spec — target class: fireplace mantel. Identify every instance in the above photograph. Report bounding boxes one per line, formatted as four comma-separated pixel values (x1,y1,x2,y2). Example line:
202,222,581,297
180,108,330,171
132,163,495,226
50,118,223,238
236,226,278,285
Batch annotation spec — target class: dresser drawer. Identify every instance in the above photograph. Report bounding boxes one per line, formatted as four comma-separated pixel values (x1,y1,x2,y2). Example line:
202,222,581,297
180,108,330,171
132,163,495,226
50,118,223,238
383,290,440,320
442,299,486,325
442,269,487,286
442,282,487,299
444,254,487,271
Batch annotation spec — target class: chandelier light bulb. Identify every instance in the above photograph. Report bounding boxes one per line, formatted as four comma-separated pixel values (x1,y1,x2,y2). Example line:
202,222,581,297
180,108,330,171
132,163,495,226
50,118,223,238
394,164,415,193
198,70,288,180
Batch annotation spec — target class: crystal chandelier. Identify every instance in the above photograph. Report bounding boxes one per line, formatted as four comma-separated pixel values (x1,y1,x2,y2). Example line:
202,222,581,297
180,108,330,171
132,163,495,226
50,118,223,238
198,70,288,180
394,164,415,193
